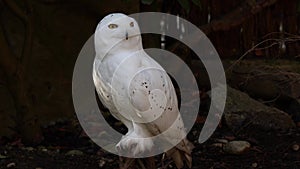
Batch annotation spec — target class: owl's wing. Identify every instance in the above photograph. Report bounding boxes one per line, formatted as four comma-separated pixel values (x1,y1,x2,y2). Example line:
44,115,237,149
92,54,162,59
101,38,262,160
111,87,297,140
93,57,122,120
128,57,194,168
127,55,187,138
124,54,174,120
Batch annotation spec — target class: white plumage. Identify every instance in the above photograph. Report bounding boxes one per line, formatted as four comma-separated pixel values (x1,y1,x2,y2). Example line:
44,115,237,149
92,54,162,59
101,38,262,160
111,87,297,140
93,13,193,168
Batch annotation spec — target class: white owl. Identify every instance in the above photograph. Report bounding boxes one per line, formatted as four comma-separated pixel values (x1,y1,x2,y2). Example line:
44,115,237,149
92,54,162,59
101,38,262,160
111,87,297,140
93,13,193,168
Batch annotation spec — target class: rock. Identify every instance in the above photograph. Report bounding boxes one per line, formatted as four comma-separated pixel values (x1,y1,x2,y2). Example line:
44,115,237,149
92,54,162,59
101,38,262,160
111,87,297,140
223,141,251,154
22,147,34,151
228,63,300,123
99,159,106,167
211,143,223,148
66,150,84,156
252,162,258,168
211,139,228,148
292,144,299,151
6,162,16,168
215,139,228,144
228,62,300,100
224,136,236,141
219,86,295,132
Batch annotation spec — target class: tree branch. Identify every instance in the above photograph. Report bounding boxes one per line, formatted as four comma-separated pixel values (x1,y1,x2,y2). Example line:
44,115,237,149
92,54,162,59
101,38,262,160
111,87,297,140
200,0,278,35
3,0,28,23
0,24,17,78
20,0,33,70
2,0,34,76
0,0,35,138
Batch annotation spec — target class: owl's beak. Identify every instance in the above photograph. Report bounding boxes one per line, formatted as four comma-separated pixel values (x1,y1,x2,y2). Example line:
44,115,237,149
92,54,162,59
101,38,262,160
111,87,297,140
125,32,128,40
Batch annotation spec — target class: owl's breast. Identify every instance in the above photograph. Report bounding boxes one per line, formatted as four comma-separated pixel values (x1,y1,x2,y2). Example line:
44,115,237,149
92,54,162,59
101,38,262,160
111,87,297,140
93,50,177,122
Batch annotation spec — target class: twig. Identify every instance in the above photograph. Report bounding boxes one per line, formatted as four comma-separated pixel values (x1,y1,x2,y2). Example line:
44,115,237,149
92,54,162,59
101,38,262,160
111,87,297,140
226,35,300,73
260,93,281,104
262,31,300,39
225,38,280,73
254,42,278,51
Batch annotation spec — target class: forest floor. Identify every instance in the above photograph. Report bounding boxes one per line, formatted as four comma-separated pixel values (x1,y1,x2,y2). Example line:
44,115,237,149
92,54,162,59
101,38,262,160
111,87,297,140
0,120,299,169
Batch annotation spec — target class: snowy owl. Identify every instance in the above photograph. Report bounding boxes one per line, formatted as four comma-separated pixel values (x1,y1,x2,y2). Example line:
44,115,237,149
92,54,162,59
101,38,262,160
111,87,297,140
93,13,193,168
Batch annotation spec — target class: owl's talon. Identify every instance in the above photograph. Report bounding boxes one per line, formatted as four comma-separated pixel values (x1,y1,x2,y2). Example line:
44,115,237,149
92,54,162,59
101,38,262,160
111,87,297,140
115,133,153,157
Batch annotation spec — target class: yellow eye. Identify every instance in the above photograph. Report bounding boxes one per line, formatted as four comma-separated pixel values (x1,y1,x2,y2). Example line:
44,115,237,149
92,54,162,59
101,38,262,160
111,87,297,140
130,22,134,27
108,24,118,29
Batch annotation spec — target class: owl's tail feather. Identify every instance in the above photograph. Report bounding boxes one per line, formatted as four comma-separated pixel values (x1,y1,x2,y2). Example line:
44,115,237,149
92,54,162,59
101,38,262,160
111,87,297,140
167,138,194,169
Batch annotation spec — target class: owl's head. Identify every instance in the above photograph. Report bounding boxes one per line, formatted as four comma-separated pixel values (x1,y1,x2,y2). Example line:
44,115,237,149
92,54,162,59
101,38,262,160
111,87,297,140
95,13,143,60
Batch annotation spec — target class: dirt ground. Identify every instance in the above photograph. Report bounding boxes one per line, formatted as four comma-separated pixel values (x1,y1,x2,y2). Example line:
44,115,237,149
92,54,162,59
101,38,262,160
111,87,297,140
0,120,299,169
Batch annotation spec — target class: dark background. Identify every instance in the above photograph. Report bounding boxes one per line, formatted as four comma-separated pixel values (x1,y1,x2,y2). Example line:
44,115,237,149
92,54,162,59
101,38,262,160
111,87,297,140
0,0,299,168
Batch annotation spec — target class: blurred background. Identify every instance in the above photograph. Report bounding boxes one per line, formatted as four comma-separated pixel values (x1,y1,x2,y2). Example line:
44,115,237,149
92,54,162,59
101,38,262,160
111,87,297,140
0,0,299,168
